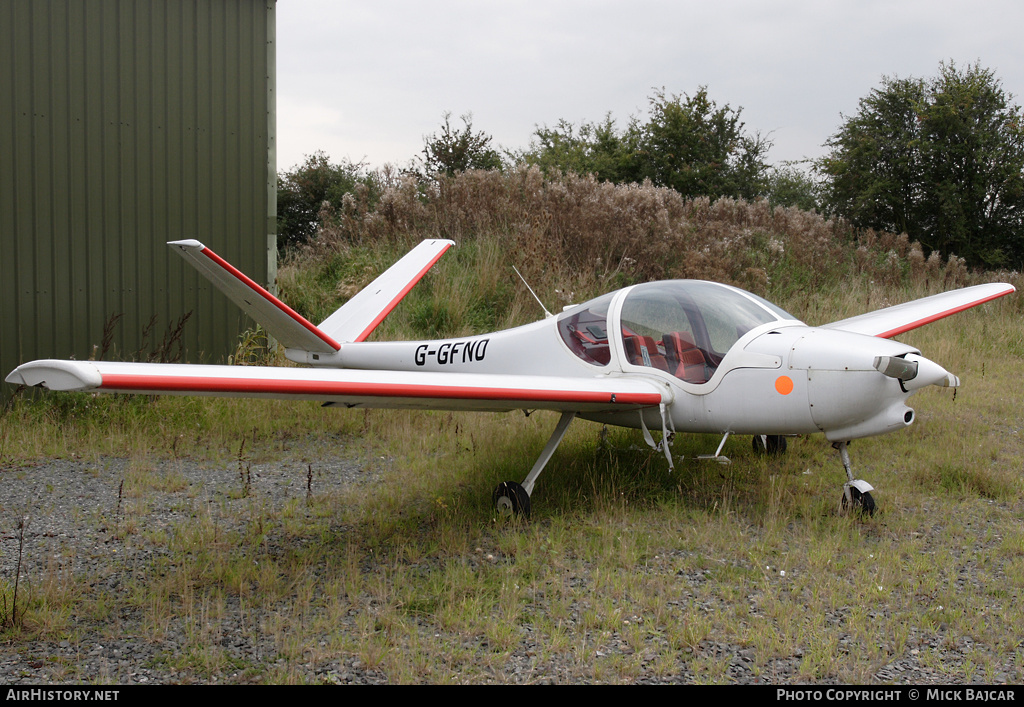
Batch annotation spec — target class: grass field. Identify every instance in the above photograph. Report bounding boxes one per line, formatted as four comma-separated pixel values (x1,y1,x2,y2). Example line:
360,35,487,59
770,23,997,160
1,283,1021,684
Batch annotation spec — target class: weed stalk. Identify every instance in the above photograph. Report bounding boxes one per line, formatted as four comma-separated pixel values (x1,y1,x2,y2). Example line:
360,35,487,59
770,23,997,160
2,515,28,629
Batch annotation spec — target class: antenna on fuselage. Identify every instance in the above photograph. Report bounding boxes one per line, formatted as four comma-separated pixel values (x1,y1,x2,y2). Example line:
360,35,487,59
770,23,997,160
512,265,553,319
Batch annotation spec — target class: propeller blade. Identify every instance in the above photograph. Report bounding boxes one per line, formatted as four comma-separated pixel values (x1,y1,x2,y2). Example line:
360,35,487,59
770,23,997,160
873,355,918,381
873,354,959,390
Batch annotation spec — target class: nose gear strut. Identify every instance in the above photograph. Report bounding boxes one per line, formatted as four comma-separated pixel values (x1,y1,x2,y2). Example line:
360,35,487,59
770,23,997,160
834,441,875,516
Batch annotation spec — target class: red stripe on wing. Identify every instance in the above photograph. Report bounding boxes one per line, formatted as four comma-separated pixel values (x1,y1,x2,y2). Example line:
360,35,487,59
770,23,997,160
99,374,663,406
876,288,1015,339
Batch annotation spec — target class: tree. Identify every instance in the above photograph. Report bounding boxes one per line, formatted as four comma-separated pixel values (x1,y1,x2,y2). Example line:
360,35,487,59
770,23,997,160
277,151,376,248
817,76,927,237
521,115,631,182
420,112,504,176
521,88,772,201
764,164,821,212
626,88,772,200
818,62,1024,268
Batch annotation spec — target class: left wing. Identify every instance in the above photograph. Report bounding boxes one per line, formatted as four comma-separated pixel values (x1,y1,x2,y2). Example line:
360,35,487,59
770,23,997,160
823,283,1015,338
6,359,667,413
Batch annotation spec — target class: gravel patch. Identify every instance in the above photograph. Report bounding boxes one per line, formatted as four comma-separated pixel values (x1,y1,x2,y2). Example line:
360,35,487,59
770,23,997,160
1,447,383,684
1,451,373,578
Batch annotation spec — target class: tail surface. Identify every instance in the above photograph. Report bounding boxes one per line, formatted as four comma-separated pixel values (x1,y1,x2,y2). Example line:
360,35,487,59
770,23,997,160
169,238,454,354
317,239,454,342
169,239,340,353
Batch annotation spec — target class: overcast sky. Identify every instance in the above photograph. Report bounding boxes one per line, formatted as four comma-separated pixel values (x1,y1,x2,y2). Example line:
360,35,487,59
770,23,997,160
275,0,1024,174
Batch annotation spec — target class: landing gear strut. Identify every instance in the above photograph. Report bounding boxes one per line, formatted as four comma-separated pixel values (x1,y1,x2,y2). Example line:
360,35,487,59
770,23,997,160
834,441,875,516
492,411,576,519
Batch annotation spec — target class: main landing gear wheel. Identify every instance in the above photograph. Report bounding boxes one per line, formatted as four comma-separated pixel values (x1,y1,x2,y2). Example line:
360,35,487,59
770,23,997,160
752,435,787,456
493,481,531,519
841,486,876,517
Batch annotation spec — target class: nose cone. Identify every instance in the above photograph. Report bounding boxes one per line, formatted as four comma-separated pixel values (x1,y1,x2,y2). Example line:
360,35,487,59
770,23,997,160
873,353,959,390
903,354,960,390
786,328,923,441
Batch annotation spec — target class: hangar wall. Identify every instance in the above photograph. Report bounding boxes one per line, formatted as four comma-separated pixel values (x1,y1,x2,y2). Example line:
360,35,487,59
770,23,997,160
0,0,277,388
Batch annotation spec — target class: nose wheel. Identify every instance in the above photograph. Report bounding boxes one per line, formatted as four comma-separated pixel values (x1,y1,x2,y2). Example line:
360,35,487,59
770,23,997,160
834,441,876,516
841,484,876,516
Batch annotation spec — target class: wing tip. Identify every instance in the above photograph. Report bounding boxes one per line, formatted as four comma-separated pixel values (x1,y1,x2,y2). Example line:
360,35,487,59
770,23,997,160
167,237,203,248
6,360,102,391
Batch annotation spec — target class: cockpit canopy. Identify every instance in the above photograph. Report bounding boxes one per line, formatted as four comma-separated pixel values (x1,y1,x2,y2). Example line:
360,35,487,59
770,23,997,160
557,281,795,383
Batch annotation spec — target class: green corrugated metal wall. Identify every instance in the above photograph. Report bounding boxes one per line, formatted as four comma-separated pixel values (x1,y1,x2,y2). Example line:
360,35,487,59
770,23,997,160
0,0,276,386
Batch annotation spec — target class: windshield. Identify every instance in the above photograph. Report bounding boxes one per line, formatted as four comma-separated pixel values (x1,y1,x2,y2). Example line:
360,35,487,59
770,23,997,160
619,281,792,383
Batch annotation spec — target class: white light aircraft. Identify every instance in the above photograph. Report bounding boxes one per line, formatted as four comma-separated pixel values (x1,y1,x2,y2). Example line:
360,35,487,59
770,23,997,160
7,239,1015,517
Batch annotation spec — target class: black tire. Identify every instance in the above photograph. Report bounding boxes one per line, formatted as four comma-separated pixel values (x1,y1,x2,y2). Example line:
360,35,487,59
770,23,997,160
493,481,531,519
752,435,788,456
842,487,876,517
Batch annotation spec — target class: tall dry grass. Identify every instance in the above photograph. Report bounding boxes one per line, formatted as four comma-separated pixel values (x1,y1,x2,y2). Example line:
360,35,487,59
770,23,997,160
286,166,1022,339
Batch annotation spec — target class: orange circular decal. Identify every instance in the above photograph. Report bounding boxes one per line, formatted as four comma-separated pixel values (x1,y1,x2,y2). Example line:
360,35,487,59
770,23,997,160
775,375,794,395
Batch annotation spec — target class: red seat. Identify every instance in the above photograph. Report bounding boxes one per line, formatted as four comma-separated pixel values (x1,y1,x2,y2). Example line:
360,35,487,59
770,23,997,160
623,334,669,372
663,332,708,383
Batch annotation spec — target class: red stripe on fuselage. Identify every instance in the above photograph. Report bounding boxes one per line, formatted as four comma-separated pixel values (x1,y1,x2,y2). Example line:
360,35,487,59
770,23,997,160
99,373,662,406
199,246,341,351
